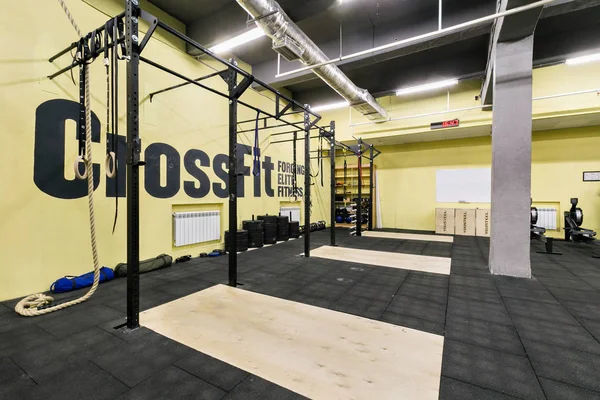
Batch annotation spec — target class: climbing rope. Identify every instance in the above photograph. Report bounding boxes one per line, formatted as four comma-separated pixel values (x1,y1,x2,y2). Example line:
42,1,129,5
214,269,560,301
15,0,101,316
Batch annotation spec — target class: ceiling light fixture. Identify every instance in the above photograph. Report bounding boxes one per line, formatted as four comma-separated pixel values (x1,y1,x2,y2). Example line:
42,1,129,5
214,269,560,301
395,79,459,96
209,27,265,54
311,101,350,112
566,53,600,66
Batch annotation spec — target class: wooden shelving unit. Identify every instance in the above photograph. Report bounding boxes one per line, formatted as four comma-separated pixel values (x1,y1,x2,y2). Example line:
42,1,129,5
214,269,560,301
334,163,376,224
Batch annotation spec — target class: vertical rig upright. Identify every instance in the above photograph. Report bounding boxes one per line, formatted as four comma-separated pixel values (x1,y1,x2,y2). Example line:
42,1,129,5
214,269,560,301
228,64,238,287
126,0,141,330
330,122,336,246
368,145,374,231
304,111,311,257
356,138,362,237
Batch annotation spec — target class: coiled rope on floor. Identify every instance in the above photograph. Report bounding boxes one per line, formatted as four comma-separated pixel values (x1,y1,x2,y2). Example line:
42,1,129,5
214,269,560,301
15,0,101,316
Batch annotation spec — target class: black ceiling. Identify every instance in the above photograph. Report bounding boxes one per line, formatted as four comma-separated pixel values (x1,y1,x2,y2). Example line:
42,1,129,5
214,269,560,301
148,0,600,106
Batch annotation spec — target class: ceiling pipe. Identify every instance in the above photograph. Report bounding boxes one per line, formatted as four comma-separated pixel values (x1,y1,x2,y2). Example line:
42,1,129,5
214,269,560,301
349,88,600,128
236,0,388,121
276,0,557,78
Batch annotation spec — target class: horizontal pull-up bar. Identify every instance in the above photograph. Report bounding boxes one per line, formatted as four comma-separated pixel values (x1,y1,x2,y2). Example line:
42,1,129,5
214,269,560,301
271,135,320,144
238,121,291,134
140,56,312,133
154,19,320,121
149,69,227,102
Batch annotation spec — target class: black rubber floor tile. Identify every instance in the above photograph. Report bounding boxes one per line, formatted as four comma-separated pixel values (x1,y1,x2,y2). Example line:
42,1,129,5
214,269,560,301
450,275,496,289
361,270,408,287
445,316,524,355
447,297,512,326
296,281,348,301
496,285,559,304
439,377,520,400
0,323,55,357
153,279,213,298
222,375,307,399
523,339,600,393
493,276,546,291
92,331,189,387
539,377,600,400
175,350,249,392
503,297,579,326
537,276,597,291
578,318,600,343
247,281,301,299
546,285,600,304
11,326,123,383
330,294,389,320
289,293,333,309
511,315,600,354
386,295,447,323
449,284,503,304
397,282,448,304
442,339,545,399
0,303,10,315
450,266,493,278
34,304,122,338
102,289,180,313
572,269,600,280
564,301,600,322
0,357,34,389
27,360,128,400
116,365,225,400
238,270,278,286
404,272,449,289
343,282,399,302
380,311,445,335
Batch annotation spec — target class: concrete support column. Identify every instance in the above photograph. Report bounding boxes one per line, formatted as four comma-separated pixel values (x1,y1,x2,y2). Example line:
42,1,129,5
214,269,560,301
489,35,534,278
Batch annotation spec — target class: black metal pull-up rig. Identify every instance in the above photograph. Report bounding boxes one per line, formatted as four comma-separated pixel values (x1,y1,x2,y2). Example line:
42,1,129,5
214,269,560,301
48,0,336,330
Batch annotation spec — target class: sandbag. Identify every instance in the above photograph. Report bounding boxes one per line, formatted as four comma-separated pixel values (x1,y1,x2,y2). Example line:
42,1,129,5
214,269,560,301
50,267,115,293
114,254,172,278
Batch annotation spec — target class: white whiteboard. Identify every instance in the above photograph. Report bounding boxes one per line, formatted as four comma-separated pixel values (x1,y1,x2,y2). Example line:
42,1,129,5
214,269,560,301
436,168,491,203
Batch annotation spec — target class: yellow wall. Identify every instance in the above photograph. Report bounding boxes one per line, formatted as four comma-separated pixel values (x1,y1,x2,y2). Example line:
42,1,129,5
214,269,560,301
323,62,600,142
323,59,600,238
354,127,600,236
0,0,330,300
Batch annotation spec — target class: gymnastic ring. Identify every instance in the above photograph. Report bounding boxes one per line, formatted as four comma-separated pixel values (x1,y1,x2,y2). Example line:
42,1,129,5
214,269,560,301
105,152,116,178
74,155,87,180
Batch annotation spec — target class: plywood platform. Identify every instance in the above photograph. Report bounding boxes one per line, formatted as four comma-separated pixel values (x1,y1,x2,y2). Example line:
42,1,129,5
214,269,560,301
362,231,454,243
311,246,451,275
141,285,444,400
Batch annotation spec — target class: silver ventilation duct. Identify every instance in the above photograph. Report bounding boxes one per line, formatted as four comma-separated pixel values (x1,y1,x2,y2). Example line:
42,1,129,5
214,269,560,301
236,0,388,120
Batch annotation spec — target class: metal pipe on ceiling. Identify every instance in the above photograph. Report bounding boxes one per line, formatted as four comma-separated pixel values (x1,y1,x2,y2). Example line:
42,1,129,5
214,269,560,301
275,0,558,78
349,87,600,128
236,0,388,121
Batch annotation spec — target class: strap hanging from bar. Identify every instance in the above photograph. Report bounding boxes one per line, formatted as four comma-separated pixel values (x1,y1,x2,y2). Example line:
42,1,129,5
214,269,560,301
111,20,120,234
253,110,261,177
320,133,324,187
74,42,88,180
343,157,347,198
104,22,116,179
293,131,297,199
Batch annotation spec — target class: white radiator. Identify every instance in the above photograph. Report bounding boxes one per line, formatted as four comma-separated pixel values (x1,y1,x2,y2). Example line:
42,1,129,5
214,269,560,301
280,207,301,222
173,211,220,247
537,208,557,230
